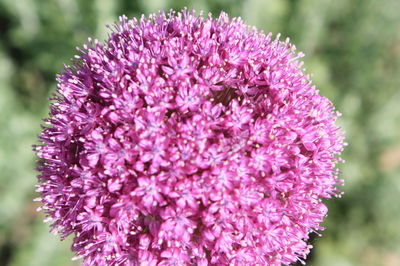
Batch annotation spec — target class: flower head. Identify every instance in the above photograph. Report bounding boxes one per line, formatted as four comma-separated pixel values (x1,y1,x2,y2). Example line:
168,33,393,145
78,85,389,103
35,9,344,265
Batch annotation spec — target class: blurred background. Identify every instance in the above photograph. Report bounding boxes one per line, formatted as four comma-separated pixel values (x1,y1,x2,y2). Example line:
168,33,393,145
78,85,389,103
0,0,399,265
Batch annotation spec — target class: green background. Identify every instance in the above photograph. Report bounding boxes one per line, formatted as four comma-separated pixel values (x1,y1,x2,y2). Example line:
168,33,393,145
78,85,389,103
0,0,399,265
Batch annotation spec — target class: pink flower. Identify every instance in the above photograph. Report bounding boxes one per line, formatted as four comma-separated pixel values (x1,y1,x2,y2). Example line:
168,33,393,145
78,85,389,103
76,205,105,232
132,176,165,211
167,180,198,210
159,207,196,243
159,248,190,265
225,100,253,131
35,9,344,265
176,84,202,112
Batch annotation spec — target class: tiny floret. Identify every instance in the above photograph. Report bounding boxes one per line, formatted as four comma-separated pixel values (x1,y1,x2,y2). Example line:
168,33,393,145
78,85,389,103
35,9,344,265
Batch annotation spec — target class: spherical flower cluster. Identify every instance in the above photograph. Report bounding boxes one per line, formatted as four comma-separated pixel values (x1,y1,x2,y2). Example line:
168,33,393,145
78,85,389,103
35,9,344,265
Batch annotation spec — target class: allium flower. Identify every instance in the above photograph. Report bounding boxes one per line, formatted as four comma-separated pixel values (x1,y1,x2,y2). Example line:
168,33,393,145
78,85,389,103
35,9,345,265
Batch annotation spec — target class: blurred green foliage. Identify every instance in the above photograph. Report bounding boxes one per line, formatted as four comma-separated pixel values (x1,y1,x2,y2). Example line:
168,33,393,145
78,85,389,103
0,0,399,265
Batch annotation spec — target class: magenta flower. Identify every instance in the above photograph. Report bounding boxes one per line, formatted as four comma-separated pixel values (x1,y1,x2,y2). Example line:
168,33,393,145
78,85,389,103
35,9,344,265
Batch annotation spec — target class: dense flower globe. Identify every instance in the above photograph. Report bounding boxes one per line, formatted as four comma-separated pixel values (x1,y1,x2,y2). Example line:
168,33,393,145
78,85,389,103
35,9,344,265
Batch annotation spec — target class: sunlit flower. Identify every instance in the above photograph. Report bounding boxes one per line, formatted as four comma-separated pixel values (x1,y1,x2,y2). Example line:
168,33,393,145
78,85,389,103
35,9,344,265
